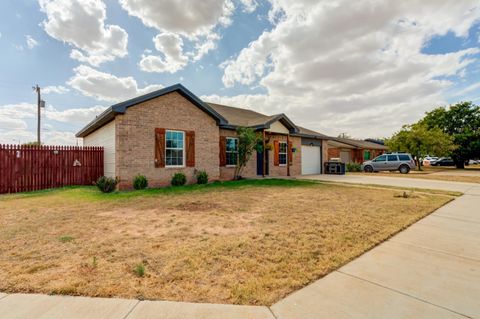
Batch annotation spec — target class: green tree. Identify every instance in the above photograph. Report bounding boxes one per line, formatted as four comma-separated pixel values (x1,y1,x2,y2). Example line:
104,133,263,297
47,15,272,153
419,101,480,168
385,124,455,171
234,127,263,179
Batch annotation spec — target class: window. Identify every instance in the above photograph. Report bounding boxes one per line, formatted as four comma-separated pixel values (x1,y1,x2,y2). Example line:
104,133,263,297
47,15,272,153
226,137,238,166
387,155,398,162
279,142,287,165
398,154,410,161
166,130,184,166
373,155,387,162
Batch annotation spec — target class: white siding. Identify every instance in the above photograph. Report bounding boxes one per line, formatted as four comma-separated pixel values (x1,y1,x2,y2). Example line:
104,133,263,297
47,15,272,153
267,121,289,134
83,120,116,178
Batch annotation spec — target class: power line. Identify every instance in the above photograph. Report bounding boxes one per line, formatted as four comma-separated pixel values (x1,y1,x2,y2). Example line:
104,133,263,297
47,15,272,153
32,85,45,145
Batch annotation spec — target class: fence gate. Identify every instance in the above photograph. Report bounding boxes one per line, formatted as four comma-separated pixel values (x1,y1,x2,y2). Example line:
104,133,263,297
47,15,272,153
0,144,104,194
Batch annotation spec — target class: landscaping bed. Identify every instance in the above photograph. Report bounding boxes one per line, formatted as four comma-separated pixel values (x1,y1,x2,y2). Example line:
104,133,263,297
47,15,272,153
0,179,454,305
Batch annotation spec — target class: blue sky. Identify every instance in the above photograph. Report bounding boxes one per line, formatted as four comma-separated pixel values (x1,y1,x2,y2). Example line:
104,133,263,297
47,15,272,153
0,0,479,144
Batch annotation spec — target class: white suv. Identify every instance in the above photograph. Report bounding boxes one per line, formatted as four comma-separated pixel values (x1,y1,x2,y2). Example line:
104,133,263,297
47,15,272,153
362,153,416,174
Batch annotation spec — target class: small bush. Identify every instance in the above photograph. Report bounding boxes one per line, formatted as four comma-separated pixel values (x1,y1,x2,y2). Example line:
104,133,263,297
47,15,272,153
171,172,186,186
346,162,362,172
134,263,145,277
196,170,208,184
59,236,74,243
133,174,148,190
95,176,117,193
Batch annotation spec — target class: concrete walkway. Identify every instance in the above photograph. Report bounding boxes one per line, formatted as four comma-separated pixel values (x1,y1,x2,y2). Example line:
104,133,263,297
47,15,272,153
1,175,479,318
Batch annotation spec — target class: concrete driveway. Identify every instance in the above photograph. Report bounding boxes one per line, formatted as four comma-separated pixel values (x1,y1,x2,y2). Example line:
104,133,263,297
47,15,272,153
1,175,479,319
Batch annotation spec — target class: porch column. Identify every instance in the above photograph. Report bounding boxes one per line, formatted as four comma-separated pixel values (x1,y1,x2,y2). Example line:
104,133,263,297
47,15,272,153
262,129,266,177
287,134,290,176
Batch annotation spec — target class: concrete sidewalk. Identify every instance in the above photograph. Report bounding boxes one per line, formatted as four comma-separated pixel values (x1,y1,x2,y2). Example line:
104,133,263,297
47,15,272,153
0,294,274,319
1,175,479,318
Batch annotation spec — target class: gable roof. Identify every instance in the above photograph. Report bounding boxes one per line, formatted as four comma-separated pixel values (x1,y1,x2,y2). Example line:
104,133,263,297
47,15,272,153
293,126,331,139
329,137,389,150
207,103,298,133
76,84,227,137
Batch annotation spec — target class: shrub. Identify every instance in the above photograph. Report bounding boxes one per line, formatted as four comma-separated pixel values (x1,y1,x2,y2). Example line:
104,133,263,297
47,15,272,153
134,263,145,277
133,174,148,190
346,162,362,172
196,170,208,184
171,172,187,186
59,236,74,243
95,176,117,193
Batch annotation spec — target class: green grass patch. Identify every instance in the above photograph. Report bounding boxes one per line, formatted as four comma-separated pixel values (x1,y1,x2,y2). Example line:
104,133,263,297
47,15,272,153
0,178,319,202
58,236,74,243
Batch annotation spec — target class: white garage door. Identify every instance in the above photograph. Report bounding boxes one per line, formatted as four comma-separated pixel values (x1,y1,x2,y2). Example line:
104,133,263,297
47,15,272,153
301,145,321,175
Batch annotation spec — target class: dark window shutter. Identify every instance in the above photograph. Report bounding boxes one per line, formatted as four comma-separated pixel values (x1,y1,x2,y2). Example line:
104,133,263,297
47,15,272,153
155,128,165,168
288,141,293,166
186,130,195,167
219,136,226,166
274,140,279,166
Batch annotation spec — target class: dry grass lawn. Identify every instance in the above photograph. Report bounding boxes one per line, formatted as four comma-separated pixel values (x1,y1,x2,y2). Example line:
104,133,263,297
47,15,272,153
0,179,453,305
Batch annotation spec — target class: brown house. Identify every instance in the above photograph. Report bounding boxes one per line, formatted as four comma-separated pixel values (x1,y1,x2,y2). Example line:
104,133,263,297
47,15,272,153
327,137,388,163
76,84,329,189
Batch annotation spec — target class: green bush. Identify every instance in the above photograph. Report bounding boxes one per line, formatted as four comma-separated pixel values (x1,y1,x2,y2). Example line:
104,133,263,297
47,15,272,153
346,162,362,172
171,172,187,186
133,174,148,190
196,170,208,184
134,263,145,277
95,176,117,193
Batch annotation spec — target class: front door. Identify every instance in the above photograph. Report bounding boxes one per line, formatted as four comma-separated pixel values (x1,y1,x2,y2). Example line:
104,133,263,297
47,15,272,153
257,150,269,175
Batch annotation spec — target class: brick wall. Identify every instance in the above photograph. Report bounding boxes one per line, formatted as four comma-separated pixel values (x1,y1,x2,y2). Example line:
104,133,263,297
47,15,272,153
115,92,220,189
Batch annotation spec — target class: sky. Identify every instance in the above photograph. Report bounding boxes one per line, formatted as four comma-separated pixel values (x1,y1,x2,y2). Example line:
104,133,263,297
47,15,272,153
0,0,479,145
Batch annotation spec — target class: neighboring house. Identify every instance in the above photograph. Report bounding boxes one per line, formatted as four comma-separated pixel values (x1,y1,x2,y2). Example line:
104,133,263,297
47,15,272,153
76,84,328,189
327,137,388,163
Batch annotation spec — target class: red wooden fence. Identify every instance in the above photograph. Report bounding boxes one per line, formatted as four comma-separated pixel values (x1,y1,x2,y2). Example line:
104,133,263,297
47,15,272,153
0,144,104,194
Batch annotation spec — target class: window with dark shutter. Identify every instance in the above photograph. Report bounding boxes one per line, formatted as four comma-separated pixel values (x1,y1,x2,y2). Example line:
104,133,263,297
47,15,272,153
274,140,279,166
219,136,227,166
155,128,166,167
186,131,195,167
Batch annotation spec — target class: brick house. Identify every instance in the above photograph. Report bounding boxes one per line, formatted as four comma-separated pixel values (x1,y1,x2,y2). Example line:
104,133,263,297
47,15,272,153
76,84,329,189
327,138,388,163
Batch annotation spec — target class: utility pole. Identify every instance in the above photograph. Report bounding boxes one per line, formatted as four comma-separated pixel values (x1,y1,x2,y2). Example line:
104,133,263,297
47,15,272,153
33,85,44,145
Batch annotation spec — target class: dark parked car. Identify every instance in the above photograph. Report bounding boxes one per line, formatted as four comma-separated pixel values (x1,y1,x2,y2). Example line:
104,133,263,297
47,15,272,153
430,157,455,166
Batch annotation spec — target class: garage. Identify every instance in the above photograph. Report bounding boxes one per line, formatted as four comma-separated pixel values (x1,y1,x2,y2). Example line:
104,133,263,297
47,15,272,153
301,145,321,175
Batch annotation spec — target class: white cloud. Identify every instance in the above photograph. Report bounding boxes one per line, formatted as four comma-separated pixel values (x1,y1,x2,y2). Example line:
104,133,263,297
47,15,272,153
0,102,107,145
218,0,480,138
42,85,70,94
68,65,163,102
39,0,128,66
240,0,258,13
120,0,234,73
119,0,233,37
140,33,188,73
26,35,39,49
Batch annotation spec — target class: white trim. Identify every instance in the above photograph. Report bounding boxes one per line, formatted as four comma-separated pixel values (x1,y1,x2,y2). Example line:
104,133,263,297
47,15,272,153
165,130,185,167
226,137,239,166
278,141,287,165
